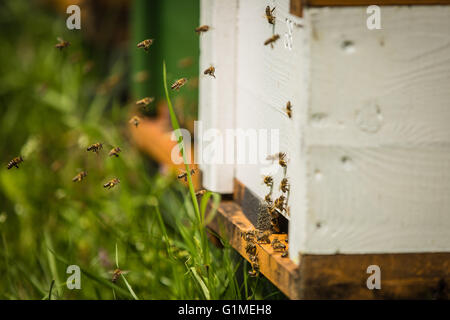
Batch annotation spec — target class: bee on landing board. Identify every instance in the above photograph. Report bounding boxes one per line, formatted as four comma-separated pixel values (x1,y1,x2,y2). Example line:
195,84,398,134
203,66,216,78
72,171,87,182
285,101,292,118
103,178,120,190
87,143,103,154
171,78,187,91
271,238,286,251
177,169,196,182
129,115,141,128
245,241,257,256
264,34,280,48
137,39,154,51
242,230,256,242
265,6,276,25
256,230,272,244
55,37,70,50
135,97,154,108
108,147,121,158
7,156,24,169
195,25,209,34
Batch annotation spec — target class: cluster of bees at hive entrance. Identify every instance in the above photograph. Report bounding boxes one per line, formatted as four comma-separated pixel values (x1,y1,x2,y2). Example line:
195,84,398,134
241,151,290,277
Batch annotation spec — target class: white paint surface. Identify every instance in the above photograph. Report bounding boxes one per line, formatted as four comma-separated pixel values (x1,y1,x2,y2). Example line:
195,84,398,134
198,0,238,193
199,1,450,260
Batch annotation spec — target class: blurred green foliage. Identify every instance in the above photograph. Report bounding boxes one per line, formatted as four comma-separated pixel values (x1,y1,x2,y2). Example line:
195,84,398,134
0,0,284,300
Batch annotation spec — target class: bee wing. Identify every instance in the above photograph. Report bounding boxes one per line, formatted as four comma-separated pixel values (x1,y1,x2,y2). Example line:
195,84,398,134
57,37,64,42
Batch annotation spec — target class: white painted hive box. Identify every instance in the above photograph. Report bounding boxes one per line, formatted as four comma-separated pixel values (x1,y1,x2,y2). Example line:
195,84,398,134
198,0,450,263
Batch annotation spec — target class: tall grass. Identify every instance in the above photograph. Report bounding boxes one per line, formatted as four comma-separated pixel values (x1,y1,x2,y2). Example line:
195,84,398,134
0,0,284,300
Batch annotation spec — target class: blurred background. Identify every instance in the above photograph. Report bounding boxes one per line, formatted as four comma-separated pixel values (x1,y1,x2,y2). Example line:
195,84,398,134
0,0,283,299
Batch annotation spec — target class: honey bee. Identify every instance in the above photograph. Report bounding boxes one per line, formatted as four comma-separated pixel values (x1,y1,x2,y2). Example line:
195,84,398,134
245,242,257,256
177,168,196,182
280,177,290,193
274,195,286,212
271,238,286,251
72,171,87,182
195,25,210,34
281,251,288,258
129,115,141,128
111,268,129,283
137,39,154,51
171,78,187,91
7,156,24,169
264,194,272,204
55,37,70,50
195,189,207,196
87,143,103,154
242,230,256,242
248,255,260,277
103,178,120,190
203,66,216,78
136,97,154,107
256,230,272,244
108,147,121,157
271,217,281,234
278,152,287,168
285,101,292,118
263,175,273,187
265,6,276,25
264,34,280,48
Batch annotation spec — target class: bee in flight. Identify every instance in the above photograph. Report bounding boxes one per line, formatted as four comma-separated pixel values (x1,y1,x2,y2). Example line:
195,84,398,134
264,34,280,48
265,6,276,25
87,143,103,154
280,177,290,193
7,156,24,169
177,168,196,182
137,39,154,51
195,25,209,34
103,178,120,190
136,97,154,108
108,147,121,158
285,101,292,118
55,37,70,50
263,175,273,187
171,78,187,91
203,66,216,78
278,152,287,168
110,268,129,283
72,171,87,182
129,115,141,128
195,189,207,196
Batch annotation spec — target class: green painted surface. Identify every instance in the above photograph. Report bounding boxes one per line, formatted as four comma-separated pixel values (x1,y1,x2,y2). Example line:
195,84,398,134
131,0,199,120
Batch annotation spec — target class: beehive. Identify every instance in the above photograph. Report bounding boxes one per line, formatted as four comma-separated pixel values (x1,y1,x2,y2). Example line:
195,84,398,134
199,0,450,298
